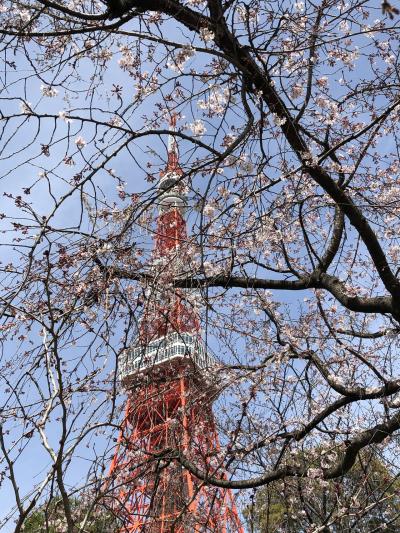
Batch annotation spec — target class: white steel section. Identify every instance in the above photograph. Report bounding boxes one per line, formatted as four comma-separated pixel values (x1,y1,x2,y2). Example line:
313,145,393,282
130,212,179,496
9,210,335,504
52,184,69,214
119,332,216,381
158,172,186,212
159,171,180,190
168,133,176,155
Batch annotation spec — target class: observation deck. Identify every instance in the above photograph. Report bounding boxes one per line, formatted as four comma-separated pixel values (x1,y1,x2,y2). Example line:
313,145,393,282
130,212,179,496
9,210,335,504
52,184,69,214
119,332,216,384
158,171,186,212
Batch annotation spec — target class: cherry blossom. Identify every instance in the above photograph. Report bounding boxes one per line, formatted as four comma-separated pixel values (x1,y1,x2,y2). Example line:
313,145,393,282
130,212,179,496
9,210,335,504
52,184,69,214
74,136,86,149
40,84,59,98
0,0,399,530
189,119,206,137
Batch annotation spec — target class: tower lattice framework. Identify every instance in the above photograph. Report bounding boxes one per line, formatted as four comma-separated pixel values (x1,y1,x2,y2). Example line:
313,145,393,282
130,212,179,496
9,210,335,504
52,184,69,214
108,115,244,532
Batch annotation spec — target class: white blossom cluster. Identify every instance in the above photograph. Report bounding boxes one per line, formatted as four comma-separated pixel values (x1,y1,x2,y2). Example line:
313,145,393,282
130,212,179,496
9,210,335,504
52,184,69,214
198,87,230,116
167,45,195,72
40,84,58,98
199,27,215,43
189,119,206,137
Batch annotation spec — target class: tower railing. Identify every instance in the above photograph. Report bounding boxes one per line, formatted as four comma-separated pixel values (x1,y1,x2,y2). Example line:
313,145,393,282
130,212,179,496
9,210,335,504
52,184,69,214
119,331,216,382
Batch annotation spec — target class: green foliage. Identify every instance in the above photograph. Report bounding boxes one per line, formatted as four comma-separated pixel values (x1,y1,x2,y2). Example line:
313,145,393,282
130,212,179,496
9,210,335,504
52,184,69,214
22,496,120,533
244,448,400,532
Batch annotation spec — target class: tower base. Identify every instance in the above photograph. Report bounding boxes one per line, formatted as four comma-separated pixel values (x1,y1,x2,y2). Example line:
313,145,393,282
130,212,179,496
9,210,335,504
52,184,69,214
107,365,243,532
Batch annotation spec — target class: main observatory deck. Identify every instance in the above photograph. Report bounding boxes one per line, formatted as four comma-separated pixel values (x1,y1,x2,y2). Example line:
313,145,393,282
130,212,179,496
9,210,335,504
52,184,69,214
119,332,216,383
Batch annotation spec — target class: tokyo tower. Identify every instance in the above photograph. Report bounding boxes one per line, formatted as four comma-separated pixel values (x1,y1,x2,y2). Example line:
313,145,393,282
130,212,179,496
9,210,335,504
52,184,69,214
107,115,244,532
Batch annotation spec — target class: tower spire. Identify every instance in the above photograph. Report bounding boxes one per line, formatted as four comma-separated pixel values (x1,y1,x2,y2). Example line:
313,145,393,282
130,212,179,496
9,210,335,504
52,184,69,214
156,113,186,257
165,112,182,175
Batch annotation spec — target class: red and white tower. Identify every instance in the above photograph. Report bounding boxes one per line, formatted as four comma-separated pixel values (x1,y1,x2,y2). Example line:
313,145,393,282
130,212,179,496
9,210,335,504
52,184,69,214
108,115,244,532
